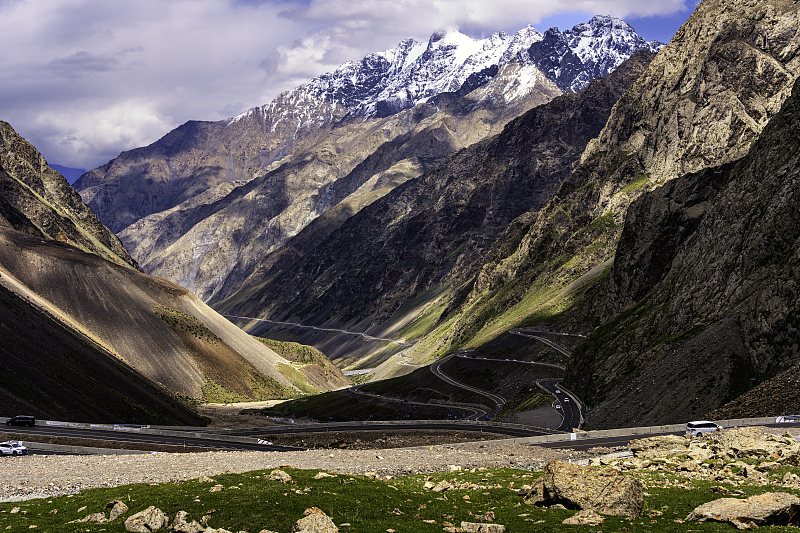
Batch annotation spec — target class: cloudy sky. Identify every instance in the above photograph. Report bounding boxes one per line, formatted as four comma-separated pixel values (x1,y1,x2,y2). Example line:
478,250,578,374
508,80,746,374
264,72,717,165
1,0,700,172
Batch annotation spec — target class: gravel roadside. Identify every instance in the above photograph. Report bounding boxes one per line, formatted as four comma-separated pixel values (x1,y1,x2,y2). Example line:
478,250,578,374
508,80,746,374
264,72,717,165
0,441,580,502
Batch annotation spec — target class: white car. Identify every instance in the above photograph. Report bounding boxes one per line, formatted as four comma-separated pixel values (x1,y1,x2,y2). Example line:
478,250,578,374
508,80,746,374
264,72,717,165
685,421,722,437
0,441,27,456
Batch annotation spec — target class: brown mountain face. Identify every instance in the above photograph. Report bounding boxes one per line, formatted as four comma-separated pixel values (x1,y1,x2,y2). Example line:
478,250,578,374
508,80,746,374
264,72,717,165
0,121,137,269
0,126,347,421
566,74,800,428
0,271,206,425
116,75,561,302
212,51,655,369
448,0,800,351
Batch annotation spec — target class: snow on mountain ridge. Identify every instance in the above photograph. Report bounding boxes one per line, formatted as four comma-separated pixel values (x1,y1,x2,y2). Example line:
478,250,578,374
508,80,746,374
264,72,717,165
231,16,661,129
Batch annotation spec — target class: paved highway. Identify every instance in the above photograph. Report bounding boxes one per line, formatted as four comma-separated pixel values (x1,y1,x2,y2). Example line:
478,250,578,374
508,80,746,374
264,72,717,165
348,382,489,420
429,353,506,415
509,329,574,357
3,425,305,452
537,379,582,432
227,421,549,438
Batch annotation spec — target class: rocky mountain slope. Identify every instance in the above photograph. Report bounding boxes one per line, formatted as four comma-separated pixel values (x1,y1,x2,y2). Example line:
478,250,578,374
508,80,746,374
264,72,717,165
566,73,800,428
0,122,136,269
447,0,800,353
75,18,660,302
0,127,348,421
275,0,800,422
0,261,206,425
213,51,655,368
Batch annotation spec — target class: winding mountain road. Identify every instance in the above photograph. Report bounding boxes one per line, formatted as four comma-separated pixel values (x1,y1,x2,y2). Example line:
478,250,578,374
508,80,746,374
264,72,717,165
224,315,412,346
430,353,506,411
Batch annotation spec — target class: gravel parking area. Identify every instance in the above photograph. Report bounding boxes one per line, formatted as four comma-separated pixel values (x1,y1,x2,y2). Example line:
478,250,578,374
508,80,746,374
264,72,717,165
0,441,579,502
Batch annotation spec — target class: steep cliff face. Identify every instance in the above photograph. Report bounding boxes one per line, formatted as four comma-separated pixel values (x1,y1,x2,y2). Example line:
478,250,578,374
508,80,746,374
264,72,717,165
449,0,800,351
568,74,800,428
213,51,655,366
0,121,137,269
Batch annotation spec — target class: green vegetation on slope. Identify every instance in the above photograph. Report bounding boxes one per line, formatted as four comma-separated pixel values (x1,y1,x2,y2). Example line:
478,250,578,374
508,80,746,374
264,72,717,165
153,307,221,346
4,462,800,532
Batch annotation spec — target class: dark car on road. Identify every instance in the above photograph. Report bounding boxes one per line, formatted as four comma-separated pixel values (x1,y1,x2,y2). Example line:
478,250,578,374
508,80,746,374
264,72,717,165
6,415,35,427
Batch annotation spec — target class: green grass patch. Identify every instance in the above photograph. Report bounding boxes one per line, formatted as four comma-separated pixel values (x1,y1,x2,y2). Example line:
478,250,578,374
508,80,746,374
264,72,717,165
276,363,323,395
154,307,220,346
5,465,800,532
495,393,552,420
255,338,327,365
620,172,650,195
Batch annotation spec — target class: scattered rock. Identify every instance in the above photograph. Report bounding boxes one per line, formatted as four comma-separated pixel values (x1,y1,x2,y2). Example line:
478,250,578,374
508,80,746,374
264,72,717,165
562,509,605,526
290,507,337,533
172,511,204,533
69,513,107,524
313,472,335,479
209,485,225,493
198,476,216,483
269,470,292,484
460,522,505,533
522,460,644,517
107,500,129,521
124,506,168,532
687,492,800,529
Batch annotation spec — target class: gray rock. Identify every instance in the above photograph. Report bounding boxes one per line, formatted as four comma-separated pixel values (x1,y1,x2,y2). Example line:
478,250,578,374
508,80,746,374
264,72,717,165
107,500,129,521
523,460,643,517
562,509,605,526
290,507,338,533
268,469,292,484
173,511,204,533
460,523,506,533
687,492,800,529
124,506,168,533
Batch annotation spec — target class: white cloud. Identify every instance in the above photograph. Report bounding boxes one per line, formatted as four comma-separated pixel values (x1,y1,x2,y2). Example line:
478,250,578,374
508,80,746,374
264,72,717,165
0,0,693,170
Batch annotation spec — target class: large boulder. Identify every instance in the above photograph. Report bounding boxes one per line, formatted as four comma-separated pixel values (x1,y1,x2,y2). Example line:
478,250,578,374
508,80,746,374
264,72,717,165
124,507,168,533
290,507,337,533
523,460,644,517
687,492,800,529
269,469,293,484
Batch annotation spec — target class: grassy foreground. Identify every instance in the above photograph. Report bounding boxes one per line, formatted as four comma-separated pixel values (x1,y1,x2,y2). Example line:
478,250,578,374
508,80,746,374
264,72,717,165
4,464,800,532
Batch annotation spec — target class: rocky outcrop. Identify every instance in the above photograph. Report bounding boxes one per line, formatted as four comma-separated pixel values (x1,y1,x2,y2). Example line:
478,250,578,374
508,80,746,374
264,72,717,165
630,428,800,462
459,523,505,533
450,0,800,357
172,511,204,533
687,492,800,529
107,500,129,521
522,460,644,517
268,469,293,483
566,69,800,428
0,121,136,269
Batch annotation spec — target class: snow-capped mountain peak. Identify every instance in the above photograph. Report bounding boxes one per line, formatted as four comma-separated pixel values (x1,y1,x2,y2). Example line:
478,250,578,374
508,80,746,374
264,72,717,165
232,16,661,130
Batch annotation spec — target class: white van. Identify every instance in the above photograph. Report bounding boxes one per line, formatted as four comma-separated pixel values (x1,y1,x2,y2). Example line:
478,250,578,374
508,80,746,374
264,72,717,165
685,421,722,437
